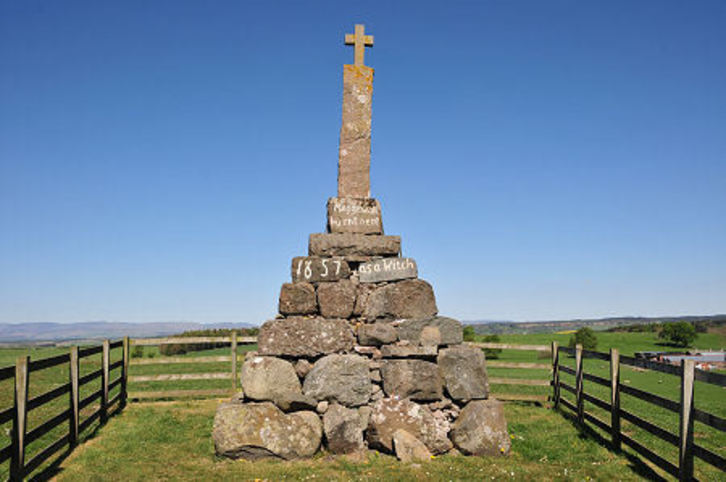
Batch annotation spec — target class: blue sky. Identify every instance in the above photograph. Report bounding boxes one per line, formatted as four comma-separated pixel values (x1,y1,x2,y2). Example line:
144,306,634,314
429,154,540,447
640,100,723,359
1,1,724,325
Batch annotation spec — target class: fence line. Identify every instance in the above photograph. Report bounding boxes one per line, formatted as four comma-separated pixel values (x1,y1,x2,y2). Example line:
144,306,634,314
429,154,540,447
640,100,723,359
552,342,726,481
466,341,551,403
126,333,257,400
3,335,724,481
0,338,127,481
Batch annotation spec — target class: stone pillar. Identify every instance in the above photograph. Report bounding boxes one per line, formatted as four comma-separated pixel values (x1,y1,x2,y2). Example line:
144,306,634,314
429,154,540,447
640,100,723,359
338,65,373,198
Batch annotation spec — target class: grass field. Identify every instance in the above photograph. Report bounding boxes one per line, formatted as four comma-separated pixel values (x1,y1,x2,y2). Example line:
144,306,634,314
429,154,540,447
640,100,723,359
1,329,724,480
50,399,659,481
478,330,726,481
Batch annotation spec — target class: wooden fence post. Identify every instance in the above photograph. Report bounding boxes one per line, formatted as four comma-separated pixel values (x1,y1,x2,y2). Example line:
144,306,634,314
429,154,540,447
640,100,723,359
10,355,29,481
551,341,559,407
679,359,695,481
121,337,129,408
575,344,584,427
69,346,80,447
231,332,238,392
610,348,621,451
101,340,110,424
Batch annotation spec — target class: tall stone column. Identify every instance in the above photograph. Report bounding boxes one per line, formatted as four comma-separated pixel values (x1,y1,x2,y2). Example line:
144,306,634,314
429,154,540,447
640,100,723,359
337,64,373,199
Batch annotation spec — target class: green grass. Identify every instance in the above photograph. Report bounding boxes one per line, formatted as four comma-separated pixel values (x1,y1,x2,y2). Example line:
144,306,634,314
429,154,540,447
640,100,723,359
2,331,725,480
476,331,726,481
0,344,124,480
52,399,655,481
0,342,256,480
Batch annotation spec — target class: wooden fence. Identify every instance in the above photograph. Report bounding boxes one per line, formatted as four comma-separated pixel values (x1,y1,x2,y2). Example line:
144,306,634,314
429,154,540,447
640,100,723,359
466,341,552,403
552,342,726,481
3,336,724,481
127,335,256,400
0,339,128,481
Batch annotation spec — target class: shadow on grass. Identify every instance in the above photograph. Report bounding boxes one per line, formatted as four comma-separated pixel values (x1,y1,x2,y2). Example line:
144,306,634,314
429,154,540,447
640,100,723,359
29,403,124,482
556,407,667,482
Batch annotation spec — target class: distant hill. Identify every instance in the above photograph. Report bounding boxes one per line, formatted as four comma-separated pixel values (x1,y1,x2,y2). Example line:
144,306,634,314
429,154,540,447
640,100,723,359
465,315,726,335
0,321,256,343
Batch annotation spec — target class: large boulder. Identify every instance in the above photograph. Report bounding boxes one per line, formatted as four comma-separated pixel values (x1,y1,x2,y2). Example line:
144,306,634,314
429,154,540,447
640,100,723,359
278,282,317,315
367,398,452,454
393,429,432,462
363,279,437,321
240,356,301,402
303,354,370,407
213,402,322,460
358,322,397,346
258,317,355,357
437,346,489,401
451,400,510,456
323,403,365,453
397,317,462,346
317,280,356,318
380,360,442,401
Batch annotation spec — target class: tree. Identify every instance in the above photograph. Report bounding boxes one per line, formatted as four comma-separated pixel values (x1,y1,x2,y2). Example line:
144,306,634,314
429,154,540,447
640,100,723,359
659,322,697,347
482,334,502,359
568,327,598,350
463,325,476,342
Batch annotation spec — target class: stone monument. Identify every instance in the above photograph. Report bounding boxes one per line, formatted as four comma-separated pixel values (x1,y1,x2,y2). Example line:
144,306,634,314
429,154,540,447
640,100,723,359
212,24,510,461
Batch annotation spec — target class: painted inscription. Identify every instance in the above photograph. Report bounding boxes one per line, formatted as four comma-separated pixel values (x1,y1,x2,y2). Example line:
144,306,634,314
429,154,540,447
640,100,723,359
327,197,382,234
291,256,351,282
359,257,418,283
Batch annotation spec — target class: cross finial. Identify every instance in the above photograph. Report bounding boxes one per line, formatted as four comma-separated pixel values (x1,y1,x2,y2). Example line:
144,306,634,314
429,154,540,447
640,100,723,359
345,24,374,66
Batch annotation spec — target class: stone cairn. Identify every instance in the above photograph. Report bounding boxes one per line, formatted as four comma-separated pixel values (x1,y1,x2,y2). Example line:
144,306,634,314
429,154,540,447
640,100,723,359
212,24,510,462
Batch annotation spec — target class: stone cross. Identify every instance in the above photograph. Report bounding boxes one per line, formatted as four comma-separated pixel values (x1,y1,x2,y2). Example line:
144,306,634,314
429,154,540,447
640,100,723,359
338,24,375,199
344,24,374,66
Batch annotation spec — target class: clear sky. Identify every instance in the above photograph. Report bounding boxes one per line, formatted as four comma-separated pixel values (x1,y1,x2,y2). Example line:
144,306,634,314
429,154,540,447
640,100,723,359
1,1,725,325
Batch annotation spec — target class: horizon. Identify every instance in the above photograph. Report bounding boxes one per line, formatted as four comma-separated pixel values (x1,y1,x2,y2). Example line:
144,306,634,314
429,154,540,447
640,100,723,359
2,1,725,324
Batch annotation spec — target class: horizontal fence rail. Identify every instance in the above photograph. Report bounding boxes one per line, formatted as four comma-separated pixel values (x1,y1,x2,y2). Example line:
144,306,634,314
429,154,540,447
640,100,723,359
126,333,256,401
0,338,128,481
552,342,726,481
466,341,551,403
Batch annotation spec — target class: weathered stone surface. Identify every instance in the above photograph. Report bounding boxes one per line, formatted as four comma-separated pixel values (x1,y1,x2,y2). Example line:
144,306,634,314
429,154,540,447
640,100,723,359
323,404,365,453
358,405,372,429
316,401,329,414
397,317,462,346
393,429,432,462
380,360,442,401
213,402,322,460
352,282,375,316
363,280,437,321
420,326,442,346
451,400,510,456
358,322,397,346
437,346,489,401
273,393,318,412
380,344,437,358
291,256,351,283
278,283,317,315
240,356,301,402
327,197,382,234
317,280,356,318
367,398,452,454
359,258,417,283
309,233,400,257
338,64,373,198
303,354,370,407
294,359,313,379
258,318,354,357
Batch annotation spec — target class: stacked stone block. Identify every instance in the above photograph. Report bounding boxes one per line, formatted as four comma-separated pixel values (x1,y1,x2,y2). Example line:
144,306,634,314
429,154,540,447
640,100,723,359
212,197,511,461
